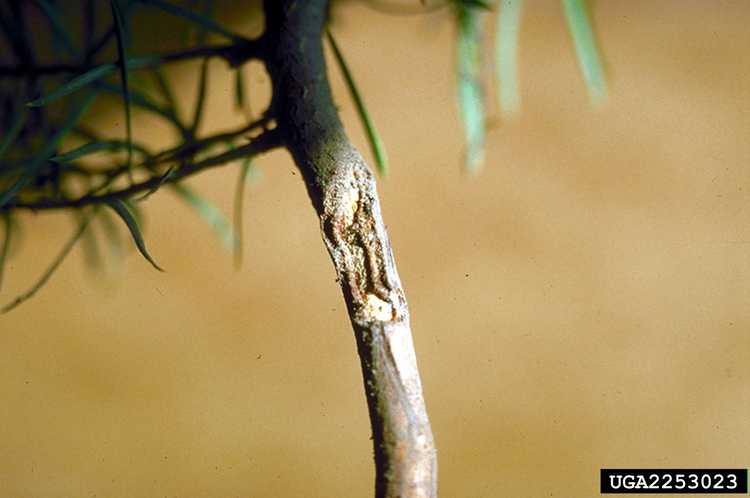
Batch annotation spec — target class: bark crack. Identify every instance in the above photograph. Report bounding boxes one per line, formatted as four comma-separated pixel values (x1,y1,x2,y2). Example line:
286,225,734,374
320,163,401,324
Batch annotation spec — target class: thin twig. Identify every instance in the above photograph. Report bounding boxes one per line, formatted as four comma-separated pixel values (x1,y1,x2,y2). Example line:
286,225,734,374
0,38,265,78
4,128,282,212
1,114,273,204
90,114,275,187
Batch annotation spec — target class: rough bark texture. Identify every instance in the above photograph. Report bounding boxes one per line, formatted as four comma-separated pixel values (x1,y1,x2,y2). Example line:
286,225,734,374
263,2,438,497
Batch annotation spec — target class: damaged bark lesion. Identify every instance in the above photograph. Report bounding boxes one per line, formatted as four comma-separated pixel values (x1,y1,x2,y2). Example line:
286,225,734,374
321,159,398,322
317,147,437,498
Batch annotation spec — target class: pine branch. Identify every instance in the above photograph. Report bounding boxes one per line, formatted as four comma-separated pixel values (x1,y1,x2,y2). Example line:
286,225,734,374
265,2,437,497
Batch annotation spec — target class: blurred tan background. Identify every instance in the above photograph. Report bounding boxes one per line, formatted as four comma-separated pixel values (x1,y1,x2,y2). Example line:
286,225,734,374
1,1,748,496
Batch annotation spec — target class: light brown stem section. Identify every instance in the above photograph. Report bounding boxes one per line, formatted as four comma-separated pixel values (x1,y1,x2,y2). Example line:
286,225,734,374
320,146,437,498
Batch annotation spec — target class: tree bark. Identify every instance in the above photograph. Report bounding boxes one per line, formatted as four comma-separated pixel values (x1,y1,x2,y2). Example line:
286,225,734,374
263,2,437,497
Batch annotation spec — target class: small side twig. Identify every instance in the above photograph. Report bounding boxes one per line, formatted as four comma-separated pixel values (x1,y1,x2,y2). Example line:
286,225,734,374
4,128,282,212
0,38,266,79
